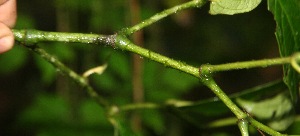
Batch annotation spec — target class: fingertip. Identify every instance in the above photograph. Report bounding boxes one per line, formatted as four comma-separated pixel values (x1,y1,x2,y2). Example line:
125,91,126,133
0,34,14,53
0,0,17,28
0,23,14,54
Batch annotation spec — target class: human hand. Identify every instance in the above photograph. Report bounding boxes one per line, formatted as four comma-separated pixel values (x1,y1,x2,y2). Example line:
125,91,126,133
0,0,16,53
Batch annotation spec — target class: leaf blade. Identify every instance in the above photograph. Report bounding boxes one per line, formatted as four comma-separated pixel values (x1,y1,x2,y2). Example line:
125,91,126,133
209,0,262,15
268,0,300,103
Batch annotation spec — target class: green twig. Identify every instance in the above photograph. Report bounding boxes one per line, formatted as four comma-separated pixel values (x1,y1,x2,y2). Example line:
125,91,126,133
238,118,249,136
13,29,116,46
198,74,246,119
201,57,291,73
208,117,237,128
14,30,294,135
24,45,109,107
248,117,286,136
125,0,208,35
11,0,296,134
291,52,300,73
198,75,285,135
120,103,160,111
115,34,200,77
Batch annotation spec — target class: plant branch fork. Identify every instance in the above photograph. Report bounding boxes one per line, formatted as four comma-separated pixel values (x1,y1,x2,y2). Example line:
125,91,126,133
14,29,298,135
11,0,300,134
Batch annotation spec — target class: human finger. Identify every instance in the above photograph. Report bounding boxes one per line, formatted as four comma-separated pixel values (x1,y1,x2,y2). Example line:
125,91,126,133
0,22,14,53
0,0,17,28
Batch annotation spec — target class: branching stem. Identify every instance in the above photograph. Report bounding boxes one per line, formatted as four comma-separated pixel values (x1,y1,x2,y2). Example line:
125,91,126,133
115,34,200,77
14,29,293,136
11,0,298,135
125,0,208,35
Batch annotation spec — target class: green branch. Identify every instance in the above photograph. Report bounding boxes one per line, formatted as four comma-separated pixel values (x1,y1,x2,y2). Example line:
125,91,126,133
248,118,286,136
13,29,116,46
238,118,249,136
115,34,199,77
125,0,208,35
198,75,285,135
201,57,291,73
24,45,109,107
14,30,292,135
11,0,297,135
198,74,246,119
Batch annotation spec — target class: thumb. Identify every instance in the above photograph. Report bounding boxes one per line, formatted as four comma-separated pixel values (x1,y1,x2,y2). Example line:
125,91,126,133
0,22,14,53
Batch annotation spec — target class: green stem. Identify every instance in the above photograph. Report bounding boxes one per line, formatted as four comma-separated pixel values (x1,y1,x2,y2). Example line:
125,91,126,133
26,45,109,107
199,75,284,135
125,0,208,35
201,57,291,73
14,29,296,78
208,117,237,128
248,118,286,136
115,34,200,77
120,103,160,111
238,118,249,136
291,52,300,73
13,29,115,46
13,30,290,135
199,76,246,119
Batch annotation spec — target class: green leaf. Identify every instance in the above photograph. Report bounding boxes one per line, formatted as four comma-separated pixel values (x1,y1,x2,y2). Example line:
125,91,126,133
237,93,292,119
209,0,262,15
268,0,300,103
236,92,294,131
172,81,288,128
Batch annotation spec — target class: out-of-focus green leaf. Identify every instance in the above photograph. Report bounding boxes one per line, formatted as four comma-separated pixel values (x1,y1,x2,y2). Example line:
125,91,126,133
172,81,288,128
268,115,295,131
209,0,262,15
0,46,28,74
236,92,294,131
237,92,292,119
268,0,300,103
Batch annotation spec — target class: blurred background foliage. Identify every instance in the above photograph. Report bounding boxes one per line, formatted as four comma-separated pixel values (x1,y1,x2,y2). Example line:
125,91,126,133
0,0,299,135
